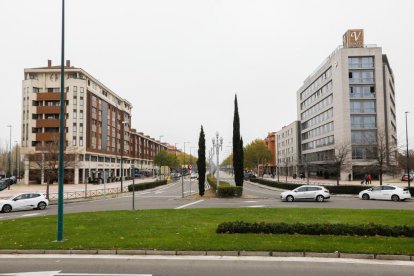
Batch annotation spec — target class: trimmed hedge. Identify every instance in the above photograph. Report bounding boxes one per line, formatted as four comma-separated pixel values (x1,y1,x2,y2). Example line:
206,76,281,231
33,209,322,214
207,174,243,197
250,178,384,195
128,180,168,192
216,221,414,237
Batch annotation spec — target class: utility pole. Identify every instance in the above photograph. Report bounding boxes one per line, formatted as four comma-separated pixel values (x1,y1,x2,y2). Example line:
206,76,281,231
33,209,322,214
406,111,411,188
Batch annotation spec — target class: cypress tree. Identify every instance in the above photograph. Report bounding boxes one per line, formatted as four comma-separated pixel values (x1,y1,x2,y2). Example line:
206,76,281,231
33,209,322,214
197,125,206,196
233,95,244,186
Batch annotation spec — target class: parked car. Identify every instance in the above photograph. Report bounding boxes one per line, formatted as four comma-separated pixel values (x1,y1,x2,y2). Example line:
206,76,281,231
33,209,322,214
0,192,49,213
359,185,411,201
280,185,330,202
190,173,198,179
134,173,145,179
0,180,7,191
401,173,414,181
244,172,257,180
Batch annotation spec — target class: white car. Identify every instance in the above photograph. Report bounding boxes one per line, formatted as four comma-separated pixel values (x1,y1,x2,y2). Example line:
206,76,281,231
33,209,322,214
0,192,49,213
280,185,330,202
190,173,198,179
359,185,411,201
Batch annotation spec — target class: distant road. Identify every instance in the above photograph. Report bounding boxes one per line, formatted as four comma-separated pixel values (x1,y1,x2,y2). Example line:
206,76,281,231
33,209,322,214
1,178,413,221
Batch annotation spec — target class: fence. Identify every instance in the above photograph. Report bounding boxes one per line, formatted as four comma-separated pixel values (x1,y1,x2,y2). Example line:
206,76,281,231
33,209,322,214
48,186,122,201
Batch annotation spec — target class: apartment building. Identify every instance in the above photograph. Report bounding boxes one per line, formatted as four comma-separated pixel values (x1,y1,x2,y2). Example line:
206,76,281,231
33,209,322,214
276,121,301,177
297,29,397,180
264,132,276,174
21,60,168,184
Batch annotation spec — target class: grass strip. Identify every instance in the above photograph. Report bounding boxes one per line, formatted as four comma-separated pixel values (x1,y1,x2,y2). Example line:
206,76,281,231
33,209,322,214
1,208,414,255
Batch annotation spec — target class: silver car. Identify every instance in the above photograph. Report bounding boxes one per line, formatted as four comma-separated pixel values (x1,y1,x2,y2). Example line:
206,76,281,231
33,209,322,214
280,185,330,202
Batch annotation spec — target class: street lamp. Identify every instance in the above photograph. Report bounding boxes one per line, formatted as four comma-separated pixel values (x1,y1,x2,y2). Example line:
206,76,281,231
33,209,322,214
6,125,12,189
181,142,190,198
120,121,128,192
158,135,163,180
15,141,18,181
212,132,223,190
406,111,410,188
56,0,66,242
189,146,196,195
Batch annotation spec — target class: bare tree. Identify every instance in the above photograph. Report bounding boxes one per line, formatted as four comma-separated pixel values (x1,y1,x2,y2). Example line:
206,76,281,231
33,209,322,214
373,129,398,185
28,135,80,199
330,144,351,186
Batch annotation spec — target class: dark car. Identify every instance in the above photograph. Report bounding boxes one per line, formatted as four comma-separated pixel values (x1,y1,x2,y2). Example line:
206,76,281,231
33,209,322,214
244,172,256,180
134,173,145,179
0,180,7,191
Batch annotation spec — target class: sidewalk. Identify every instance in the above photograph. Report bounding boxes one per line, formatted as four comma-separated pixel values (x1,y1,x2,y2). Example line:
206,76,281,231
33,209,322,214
0,177,158,199
221,171,408,187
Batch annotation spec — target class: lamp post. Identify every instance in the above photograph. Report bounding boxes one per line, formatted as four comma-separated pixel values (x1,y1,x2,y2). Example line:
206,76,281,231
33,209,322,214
158,135,163,180
56,0,66,242
15,141,18,180
6,125,11,190
120,121,128,192
406,111,411,188
181,142,190,198
174,143,179,176
212,132,223,190
131,164,135,210
189,146,196,195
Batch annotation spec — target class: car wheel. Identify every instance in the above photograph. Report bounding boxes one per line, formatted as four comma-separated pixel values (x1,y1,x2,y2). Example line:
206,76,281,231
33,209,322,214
362,193,370,200
316,195,324,202
37,202,47,210
2,204,12,213
391,195,400,202
286,195,294,202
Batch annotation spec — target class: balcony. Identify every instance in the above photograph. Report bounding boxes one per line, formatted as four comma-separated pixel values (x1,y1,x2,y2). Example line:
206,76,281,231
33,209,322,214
36,132,65,141
36,92,66,101
36,106,66,114
36,119,60,128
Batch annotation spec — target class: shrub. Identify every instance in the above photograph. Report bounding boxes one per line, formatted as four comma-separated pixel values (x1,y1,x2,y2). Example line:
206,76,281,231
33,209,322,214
207,174,243,197
216,221,414,237
250,178,375,195
128,180,168,192
218,186,243,197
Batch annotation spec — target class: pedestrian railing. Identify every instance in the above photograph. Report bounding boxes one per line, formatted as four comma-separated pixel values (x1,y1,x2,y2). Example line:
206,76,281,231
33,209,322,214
48,187,122,201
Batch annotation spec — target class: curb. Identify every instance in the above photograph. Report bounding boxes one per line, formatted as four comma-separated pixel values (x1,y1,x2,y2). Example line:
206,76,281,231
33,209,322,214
0,250,412,261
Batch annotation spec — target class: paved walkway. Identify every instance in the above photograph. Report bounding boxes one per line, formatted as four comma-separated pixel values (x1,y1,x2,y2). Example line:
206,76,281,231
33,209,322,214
221,171,409,187
0,177,159,199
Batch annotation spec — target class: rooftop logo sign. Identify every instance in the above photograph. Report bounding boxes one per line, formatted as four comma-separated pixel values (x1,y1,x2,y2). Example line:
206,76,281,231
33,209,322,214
343,29,364,48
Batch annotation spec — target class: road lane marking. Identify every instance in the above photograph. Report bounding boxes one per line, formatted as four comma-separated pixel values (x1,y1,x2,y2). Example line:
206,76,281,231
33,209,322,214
21,213,40,217
244,201,258,203
0,272,151,276
175,199,204,209
246,205,265,208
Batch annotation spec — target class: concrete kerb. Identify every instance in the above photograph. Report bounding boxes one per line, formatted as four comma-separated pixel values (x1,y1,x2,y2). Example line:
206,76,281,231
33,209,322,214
1,250,412,261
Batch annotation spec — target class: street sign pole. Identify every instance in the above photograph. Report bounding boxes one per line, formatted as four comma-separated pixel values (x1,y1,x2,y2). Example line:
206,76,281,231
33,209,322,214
132,165,135,210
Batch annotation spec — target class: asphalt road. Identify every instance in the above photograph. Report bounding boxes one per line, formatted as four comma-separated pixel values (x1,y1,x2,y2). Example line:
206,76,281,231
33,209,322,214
1,178,414,221
0,255,413,276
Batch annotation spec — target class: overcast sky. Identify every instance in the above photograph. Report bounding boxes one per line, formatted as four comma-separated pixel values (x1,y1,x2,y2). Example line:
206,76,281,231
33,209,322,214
0,0,413,160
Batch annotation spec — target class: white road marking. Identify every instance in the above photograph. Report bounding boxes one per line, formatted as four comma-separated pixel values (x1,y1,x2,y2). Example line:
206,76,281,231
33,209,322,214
0,271,150,276
175,199,204,209
21,213,40,217
0,255,413,267
244,201,258,203
246,205,265,208
154,191,164,194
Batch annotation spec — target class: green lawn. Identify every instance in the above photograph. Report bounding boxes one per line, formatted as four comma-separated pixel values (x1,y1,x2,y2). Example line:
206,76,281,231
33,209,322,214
1,208,414,255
